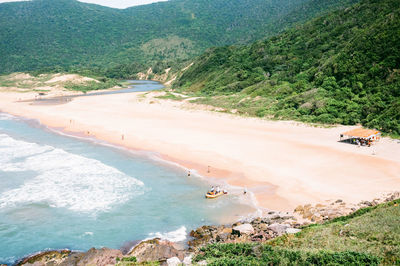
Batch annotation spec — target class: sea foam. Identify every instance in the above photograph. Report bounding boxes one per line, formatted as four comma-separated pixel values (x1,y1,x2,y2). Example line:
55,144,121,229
0,133,144,213
147,226,187,242
0,113,16,121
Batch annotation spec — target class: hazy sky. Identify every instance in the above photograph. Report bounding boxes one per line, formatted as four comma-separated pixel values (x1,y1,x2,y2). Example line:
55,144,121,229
0,0,168,9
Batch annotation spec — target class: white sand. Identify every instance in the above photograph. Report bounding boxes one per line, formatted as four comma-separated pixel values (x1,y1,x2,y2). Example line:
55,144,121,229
1,89,399,211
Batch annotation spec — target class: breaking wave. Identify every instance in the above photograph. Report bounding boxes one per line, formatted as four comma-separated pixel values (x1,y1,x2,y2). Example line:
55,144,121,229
0,133,144,213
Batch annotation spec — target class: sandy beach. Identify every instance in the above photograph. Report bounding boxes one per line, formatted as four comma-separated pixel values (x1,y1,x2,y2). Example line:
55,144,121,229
1,87,399,211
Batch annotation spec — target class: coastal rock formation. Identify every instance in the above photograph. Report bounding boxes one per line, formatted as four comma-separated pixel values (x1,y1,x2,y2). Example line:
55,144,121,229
17,250,73,266
268,223,290,235
232,224,254,235
293,192,400,223
75,248,122,265
286,228,302,234
188,212,301,250
166,256,182,266
17,248,122,266
128,238,185,262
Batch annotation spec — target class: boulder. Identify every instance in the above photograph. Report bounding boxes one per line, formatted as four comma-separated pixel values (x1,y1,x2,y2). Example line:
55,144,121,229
18,250,75,266
302,210,313,219
294,205,304,213
167,257,181,266
261,218,272,224
257,223,269,231
216,232,230,242
190,225,217,239
232,224,254,236
128,238,184,262
183,254,193,265
268,223,290,235
76,247,122,266
250,231,271,242
359,201,372,207
286,228,301,234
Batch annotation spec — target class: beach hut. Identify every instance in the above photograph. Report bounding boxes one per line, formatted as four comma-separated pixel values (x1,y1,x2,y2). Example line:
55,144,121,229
340,128,381,146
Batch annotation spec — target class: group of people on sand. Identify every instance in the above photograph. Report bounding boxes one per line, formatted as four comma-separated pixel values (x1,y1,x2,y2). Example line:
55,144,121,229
209,186,227,195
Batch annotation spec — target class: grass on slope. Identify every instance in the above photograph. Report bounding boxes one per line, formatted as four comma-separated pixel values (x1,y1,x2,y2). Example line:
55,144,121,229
194,199,400,265
269,199,400,265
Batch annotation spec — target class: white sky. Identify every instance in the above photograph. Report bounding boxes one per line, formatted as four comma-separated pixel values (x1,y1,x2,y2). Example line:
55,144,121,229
0,0,168,9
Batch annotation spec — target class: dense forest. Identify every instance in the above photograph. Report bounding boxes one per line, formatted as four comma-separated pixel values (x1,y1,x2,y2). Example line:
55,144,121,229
0,0,359,76
175,0,400,135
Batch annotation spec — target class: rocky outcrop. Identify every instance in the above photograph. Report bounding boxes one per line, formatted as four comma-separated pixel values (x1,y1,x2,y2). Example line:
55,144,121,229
268,223,290,235
293,191,400,224
17,248,121,266
188,211,301,251
17,250,73,266
166,256,181,266
232,224,254,236
128,238,185,263
75,248,122,266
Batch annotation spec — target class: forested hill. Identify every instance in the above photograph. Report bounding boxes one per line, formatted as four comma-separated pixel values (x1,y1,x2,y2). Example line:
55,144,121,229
0,0,358,75
175,0,400,135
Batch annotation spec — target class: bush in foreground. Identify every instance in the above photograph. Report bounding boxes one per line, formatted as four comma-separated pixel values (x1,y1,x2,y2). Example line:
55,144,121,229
194,243,381,265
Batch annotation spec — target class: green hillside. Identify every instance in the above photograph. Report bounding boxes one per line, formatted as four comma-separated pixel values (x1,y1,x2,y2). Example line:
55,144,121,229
0,0,359,75
194,199,400,265
175,0,400,135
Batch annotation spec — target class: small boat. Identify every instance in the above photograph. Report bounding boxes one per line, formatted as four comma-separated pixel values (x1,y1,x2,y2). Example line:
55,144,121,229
205,191,226,199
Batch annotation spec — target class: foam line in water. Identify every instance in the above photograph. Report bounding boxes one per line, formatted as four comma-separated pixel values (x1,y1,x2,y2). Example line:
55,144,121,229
147,226,187,242
0,133,144,213
0,112,17,121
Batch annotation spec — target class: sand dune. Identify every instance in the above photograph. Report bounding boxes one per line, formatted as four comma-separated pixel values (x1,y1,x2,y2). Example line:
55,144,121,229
1,89,399,211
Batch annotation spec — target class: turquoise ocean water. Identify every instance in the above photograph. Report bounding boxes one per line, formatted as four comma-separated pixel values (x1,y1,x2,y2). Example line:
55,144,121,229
0,83,253,264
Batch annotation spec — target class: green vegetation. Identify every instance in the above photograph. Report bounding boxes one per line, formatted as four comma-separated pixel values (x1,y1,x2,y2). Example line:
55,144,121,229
0,72,121,93
195,199,400,265
270,199,400,265
119,256,137,262
0,0,359,76
116,256,159,266
155,92,187,101
175,0,400,135
195,244,381,265
63,79,120,92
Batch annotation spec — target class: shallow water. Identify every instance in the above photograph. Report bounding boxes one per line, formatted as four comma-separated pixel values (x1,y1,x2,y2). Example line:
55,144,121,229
28,80,164,106
0,109,253,264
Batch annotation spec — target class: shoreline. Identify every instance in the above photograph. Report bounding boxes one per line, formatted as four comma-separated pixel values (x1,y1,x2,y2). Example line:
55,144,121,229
13,191,400,266
1,110,261,218
0,86,400,212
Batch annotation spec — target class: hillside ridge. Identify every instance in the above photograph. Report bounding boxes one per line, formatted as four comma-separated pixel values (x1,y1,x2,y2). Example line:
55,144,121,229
0,0,359,75
174,0,400,135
